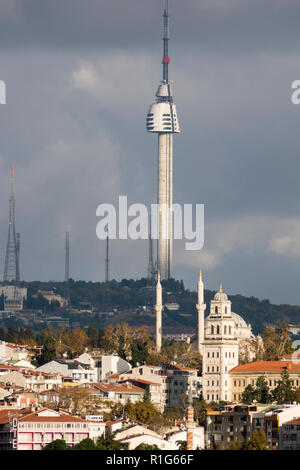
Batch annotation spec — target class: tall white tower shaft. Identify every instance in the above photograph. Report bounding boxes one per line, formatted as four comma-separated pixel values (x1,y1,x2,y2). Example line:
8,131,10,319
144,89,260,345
158,133,173,279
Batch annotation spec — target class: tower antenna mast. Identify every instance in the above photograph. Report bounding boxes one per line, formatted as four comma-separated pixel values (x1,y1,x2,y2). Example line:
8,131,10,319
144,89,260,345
105,235,109,282
4,166,20,283
65,231,70,305
163,0,170,82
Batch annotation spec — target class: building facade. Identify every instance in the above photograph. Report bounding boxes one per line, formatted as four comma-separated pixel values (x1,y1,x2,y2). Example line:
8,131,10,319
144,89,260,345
202,286,239,402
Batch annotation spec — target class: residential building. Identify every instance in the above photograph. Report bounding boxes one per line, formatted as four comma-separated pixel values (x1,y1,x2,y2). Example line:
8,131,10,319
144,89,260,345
89,382,144,405
115,433,176,450
0,408,93,450
167,427,205,450
205,404,261,449
165,364,201,408
280,418,300,450
252,404,300,450
36,358,97,383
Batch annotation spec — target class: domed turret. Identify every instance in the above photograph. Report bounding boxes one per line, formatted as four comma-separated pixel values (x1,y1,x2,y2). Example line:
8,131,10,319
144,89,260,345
214,284,228,302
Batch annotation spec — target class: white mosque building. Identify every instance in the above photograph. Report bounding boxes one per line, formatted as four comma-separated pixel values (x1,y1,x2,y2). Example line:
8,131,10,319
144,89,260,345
154,271,256,402
196,273,254,402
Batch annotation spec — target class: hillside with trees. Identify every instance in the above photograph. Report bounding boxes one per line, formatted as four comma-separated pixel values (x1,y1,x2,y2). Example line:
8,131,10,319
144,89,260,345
2,278,300,334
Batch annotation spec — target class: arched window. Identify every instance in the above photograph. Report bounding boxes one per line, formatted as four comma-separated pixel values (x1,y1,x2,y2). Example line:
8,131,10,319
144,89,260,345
225,306,228,313
215,306,218,313
224,326,227,334
211,325,214,335
229,326,232,335
217,325,220,334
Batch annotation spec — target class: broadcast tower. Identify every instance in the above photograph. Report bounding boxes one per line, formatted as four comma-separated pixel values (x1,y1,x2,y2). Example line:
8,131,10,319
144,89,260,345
146,0,180,280
3,166,20,283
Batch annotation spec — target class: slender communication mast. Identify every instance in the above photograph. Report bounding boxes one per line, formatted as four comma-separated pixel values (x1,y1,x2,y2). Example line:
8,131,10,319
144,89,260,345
3,166,20,283
146,0,180,280
105,235,109,282
65,231,70,305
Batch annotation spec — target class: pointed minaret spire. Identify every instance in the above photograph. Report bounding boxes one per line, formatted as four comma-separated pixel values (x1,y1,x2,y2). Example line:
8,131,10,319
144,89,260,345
155,271,163,351
196,269,206,355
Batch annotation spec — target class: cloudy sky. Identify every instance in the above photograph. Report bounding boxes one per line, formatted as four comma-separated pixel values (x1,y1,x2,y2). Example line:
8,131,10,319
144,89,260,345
1,0,300,304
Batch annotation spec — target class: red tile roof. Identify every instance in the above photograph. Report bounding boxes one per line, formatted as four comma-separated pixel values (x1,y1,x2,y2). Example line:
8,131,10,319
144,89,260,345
166,364,197,371
120,378,161,386
92,382,144,394
284,418,300,425
105,420,124,427
18,409,87,423
230,361,300,374
0,408,32,424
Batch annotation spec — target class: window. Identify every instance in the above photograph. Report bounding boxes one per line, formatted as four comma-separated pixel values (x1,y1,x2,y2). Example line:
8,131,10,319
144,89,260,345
217,325,220,335
211,325,214,335
215,306,218,313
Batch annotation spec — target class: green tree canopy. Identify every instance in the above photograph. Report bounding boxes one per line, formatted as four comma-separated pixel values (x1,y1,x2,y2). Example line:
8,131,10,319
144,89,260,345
43,439,71,450
245,430,268,450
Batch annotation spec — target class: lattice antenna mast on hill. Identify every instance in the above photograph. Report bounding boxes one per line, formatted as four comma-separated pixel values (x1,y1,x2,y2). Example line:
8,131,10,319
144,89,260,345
105,235,110,282
3,166,20,283
65,231,70,305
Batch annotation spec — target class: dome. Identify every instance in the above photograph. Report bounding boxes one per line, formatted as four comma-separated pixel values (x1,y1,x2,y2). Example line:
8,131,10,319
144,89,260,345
214,284,228,301
231,312,248,329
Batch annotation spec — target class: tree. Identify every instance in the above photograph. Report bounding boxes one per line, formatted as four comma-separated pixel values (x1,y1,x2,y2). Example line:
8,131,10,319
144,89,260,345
43,439,71,450
176,440,187,450
87,326,100,348
228,438,243,450
134,443,159,450
74,438,97,450
96,430,128,450
38,336,57,366
131,339,149,366
62,329,90,355
262,324,293,361
241,384,256,404
101,323,148,361
271,369,294,404
255,376,271,403
143,387,151,403
245,430,268,450
124,400,159,424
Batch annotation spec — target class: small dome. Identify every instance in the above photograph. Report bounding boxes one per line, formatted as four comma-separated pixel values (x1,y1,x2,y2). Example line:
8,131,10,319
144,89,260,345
231,312,248,329
214,284,228,301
